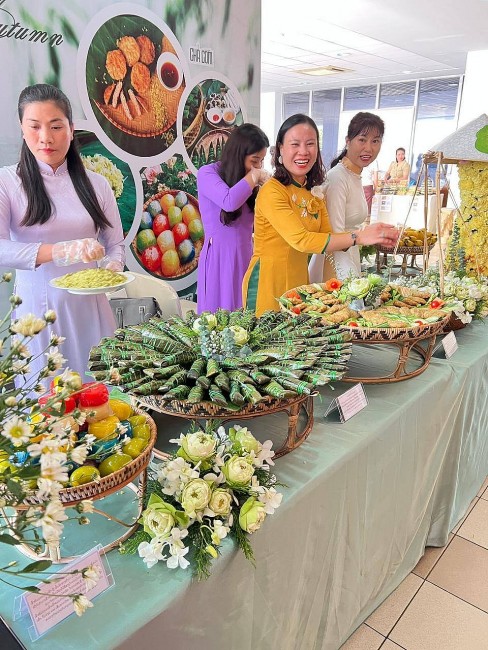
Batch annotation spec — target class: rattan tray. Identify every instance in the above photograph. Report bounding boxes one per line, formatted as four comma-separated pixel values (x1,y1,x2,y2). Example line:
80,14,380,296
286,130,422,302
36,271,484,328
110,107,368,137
20,408,157,509
134,393,315,459
7,408,157,562
376,244,435,255
279,284,451,382
347,314,450,343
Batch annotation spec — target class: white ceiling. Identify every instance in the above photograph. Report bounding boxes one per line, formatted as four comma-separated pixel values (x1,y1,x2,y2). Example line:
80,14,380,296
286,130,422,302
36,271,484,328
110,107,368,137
261,0,488,93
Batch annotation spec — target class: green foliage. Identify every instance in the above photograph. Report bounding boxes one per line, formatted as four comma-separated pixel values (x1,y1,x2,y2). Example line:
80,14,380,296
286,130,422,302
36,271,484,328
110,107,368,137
119,529,152,555
142,155,197,199
231,519,255,565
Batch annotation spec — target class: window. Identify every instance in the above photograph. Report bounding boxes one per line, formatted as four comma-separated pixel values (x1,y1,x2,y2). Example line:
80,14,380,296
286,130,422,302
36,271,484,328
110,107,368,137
283,92,310,120
312,89,341,167
417,78,460,119
379,82,416,108
343,85,376,110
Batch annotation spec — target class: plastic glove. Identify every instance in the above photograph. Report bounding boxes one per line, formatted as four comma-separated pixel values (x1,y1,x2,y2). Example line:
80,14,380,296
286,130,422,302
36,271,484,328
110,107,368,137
52,238,105,267
99,256,124,272
250,168,270,186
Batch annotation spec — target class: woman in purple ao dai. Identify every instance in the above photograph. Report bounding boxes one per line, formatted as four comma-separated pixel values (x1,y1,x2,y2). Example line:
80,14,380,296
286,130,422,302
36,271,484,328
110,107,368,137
196,123,269,312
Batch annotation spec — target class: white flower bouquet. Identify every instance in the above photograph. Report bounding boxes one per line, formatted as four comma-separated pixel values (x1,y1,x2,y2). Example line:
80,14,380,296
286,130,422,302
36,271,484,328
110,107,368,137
120,422,283,580
0,274,99,612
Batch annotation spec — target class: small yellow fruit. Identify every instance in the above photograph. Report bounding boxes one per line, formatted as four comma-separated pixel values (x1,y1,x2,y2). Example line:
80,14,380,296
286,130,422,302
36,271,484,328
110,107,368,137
132,423,151,443
69,466,101,486
109,399,133,420
128,415,147,427
123,438,147,459
98,453,132,477
88,415,120,440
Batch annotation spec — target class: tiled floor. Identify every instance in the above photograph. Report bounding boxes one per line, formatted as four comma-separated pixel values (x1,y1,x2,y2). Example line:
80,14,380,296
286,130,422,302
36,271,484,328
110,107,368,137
341,476,488,650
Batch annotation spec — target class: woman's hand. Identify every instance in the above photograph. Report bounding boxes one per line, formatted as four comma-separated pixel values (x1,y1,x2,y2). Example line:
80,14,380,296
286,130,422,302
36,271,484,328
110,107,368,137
358,222,399,248
247,167,270,188
99,256,123,272
52,238,105,266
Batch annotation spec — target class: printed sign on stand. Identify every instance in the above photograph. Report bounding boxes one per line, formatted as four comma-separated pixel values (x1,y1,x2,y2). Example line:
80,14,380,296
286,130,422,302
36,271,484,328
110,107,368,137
325,383,368,423
13,545,113,641
433,330,458,359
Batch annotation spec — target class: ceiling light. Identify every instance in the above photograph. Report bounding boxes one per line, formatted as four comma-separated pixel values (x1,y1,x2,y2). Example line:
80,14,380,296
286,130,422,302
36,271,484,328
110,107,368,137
296,65,352,76
402,70,413,74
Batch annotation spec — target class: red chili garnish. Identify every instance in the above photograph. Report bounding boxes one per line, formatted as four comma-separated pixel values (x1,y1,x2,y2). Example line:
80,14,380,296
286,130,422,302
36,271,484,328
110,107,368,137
324,278,343,291
287,290,300,301
291,306,301,314
348,321,359,327
430,299,445,309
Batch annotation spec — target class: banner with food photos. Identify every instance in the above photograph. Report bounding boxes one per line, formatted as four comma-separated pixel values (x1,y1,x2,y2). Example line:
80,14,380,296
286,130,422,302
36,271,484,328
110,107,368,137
0,0,262,300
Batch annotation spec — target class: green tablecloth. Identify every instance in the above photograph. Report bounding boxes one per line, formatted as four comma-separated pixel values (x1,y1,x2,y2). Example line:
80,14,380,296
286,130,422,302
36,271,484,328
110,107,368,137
1,322,488,650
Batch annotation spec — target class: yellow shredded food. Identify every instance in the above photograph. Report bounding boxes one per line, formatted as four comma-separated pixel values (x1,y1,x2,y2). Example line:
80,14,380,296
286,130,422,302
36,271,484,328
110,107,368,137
54,269,126,289
81,154,124,199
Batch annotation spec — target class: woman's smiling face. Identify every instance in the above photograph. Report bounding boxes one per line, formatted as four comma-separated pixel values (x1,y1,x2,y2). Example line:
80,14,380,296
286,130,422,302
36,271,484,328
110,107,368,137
279,123,318,183
345,130,382,169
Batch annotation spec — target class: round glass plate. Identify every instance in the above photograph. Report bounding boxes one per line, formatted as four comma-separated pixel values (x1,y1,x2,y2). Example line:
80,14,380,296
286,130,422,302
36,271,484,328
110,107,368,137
50,271,135,295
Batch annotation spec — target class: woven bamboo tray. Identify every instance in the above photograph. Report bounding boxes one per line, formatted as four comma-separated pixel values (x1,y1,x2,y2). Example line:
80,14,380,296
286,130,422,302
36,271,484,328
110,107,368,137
376,244,435,255
21,408,157,509
7,408,157,562
279,284,451,382
134,393,315,459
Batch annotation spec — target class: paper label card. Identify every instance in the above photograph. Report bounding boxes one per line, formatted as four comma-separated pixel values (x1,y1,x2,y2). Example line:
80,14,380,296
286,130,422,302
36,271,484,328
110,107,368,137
442,330,458,359
22,546,111,638
380,195,393,213
336,383,368,422
325,383,368,423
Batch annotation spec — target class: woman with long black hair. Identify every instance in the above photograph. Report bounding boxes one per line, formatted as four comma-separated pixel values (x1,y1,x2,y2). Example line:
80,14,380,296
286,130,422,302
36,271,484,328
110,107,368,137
196,123,269,312
0,83,125,385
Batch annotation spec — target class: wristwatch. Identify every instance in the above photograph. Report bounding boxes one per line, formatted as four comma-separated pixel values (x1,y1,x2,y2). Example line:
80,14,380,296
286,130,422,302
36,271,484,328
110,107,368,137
350,231,358,247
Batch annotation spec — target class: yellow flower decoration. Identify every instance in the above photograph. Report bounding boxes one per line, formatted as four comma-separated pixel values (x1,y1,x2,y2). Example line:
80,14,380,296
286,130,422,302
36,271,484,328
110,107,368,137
452,161,488,275
306,197,321,217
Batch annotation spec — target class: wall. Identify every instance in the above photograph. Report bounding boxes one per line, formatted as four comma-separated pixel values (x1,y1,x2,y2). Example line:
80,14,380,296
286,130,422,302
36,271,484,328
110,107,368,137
0,0,261,303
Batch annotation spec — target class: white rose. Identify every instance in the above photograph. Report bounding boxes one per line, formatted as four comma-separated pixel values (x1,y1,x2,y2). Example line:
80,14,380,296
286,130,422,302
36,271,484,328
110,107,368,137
181,478,212,514
141,508,175,539
227,326,249,346
192,314,218,333
180,432,216,462
347,277,371,298
208,488,232,516
222,455,255,487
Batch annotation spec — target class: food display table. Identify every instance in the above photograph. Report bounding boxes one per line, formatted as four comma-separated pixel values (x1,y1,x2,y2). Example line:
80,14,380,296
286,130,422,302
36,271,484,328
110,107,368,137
1,322,487,650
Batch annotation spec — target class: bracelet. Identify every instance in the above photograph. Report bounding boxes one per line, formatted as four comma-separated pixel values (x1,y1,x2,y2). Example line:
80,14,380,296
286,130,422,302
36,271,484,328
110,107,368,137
350,231,358,247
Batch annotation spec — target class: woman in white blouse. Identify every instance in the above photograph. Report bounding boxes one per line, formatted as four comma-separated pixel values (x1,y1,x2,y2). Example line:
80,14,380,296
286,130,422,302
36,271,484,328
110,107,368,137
309,112,384,281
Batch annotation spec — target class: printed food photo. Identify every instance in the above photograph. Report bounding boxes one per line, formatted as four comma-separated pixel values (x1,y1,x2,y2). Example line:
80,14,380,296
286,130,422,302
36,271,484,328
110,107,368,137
86,14,185,156
182,79,244,172
132,159,204,279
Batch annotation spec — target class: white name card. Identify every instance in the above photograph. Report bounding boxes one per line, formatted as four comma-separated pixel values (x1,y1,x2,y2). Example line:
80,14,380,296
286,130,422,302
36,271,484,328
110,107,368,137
325,383,368,423
15,546,112,640
442,330,458,359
